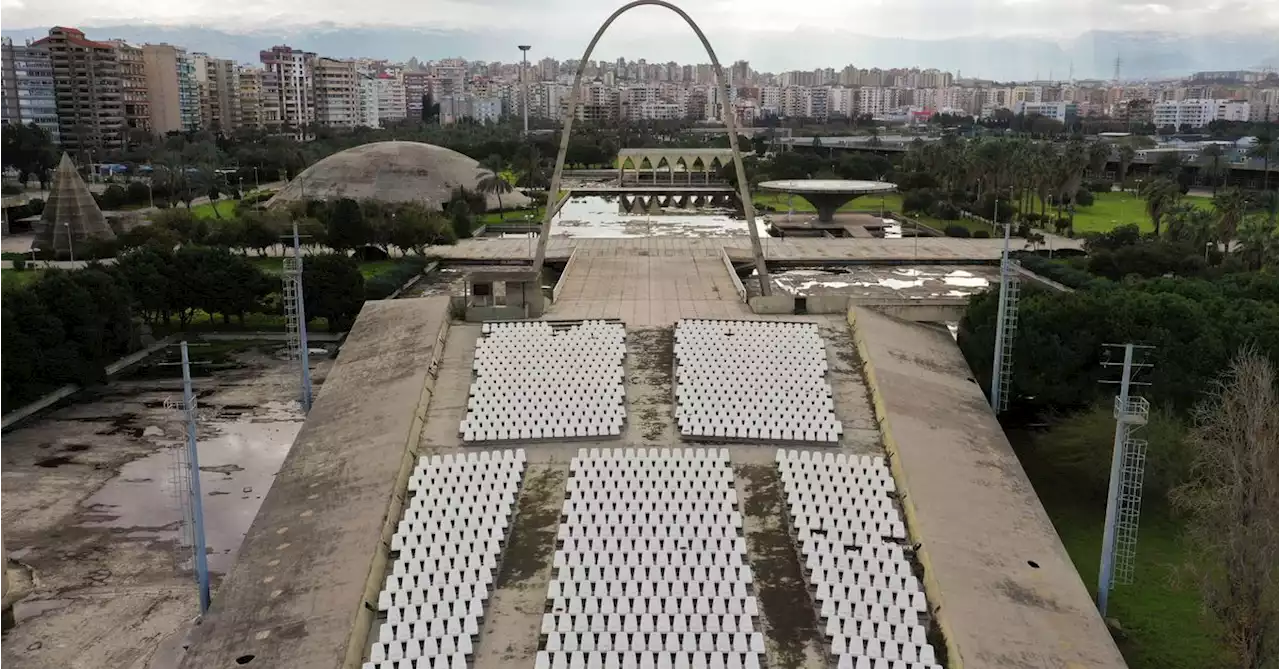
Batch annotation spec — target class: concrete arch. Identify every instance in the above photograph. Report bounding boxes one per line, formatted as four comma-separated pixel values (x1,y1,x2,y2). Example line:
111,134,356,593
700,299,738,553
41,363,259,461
533,0,771,295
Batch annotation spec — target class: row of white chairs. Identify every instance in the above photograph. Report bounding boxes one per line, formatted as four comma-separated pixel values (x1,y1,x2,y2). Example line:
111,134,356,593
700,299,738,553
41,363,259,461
376,618,481,643
567,473,733,485
389,527,509,548
466,424,625,441
419,450,527,466
833,638,937,663
820,602,921,627
807,555,915,578
385,552,498,576
394,506,515,527
680,424,842,443
557,525,741,541
553,550,747,570
543,613,756,634
783,478,896,496
363,655,466,669
836,657,941,669
385,565,494,586
380,579,488,601
563,489,737,501
574,448,731,461
556,538,747,554
547,598,760,617
825,616,929,643
545,632,765,654
370,636,473,663
551,564,750,585
390,541,501,566
535,651,763,669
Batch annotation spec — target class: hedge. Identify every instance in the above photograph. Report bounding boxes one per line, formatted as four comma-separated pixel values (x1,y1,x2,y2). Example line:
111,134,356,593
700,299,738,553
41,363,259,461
363,256,430,300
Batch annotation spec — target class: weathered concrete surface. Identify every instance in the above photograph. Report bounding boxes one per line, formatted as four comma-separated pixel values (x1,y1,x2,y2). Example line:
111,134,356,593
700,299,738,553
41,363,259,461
421,236,1083,265
848,306,1126,669
180,298,452,669
548,255,750,325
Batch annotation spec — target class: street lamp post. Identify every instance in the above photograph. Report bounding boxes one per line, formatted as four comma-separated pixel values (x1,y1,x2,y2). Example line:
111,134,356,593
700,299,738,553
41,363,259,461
518,45,532,136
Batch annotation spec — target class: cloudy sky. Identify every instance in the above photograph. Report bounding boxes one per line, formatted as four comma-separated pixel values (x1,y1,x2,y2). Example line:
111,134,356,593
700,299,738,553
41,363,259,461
3,0,1276,39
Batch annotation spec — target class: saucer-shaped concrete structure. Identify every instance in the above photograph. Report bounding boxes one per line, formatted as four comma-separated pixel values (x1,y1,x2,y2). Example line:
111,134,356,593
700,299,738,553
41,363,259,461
758,179,897,222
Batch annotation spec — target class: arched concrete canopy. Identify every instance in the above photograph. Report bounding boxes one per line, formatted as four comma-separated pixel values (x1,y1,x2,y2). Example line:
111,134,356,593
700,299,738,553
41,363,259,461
533,0,771,296
617,148,735,174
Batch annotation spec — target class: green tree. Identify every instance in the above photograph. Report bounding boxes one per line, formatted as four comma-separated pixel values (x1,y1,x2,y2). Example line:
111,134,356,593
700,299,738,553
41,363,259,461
1,122,58,187
325,197,372,252
1164,203,1216,250
302,254,366,331
1212,188,1247,248
448,199,474,240
1116,142,1137,191
1235,214,1279,271
475,167,514,219
1140,177,1182,236
1199,143,1226,195
1247,132,1276,190
1171,351,1278,669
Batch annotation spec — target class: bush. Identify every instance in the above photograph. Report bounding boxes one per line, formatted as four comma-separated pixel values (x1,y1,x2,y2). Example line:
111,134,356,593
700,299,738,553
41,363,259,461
12,258,27,271
901,189,937,215
975,193,1015,223
2,183,23,195
363,256,430,300
972,229,991,239
1015,254,1103,289
126,181,151,205
1086,179,1114,193
1074,188,1095,207
943,224,971,238
100,184,128,210
931,201,960,220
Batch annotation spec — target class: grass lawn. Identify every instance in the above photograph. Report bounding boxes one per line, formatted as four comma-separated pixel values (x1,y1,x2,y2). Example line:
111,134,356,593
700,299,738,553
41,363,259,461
1,268,45,288
479,206,545,225
1014,441,1230,669
1064,192,1213,235
245,256,409,279
189,199,238,220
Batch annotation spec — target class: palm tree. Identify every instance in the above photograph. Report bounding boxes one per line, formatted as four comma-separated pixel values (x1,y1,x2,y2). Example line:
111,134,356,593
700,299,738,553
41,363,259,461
1212,188,1247,249
1087,141,1112,179
1116,143,1137,192
1234,214,1278,270
1200,143,1226,195
475,168,513,220
1164,203,1216,249
1140,177,1181,236
1247,132,1277,191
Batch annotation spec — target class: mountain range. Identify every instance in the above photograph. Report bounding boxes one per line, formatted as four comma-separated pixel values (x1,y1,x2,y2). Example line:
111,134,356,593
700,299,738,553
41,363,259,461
3,24,1276,82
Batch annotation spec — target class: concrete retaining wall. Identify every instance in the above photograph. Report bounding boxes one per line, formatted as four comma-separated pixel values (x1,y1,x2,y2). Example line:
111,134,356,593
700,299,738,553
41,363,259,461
553,248,581,303
466,305,526,321
720,248,746,303
804,295,850,314
748,295,795,314
851,297,968,322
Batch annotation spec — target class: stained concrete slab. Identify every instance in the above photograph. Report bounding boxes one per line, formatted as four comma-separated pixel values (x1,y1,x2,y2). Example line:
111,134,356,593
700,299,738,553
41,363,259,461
179,298,452,669
848,306,1127,669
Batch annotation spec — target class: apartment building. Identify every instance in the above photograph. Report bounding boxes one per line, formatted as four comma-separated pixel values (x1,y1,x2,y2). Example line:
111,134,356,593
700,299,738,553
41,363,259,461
192,53,240,133
1012,100,1078,122
177,50,199,131
141,44,185,134
0,37,18,124
33,27,125,153
314,57,358,128
402,71,431,120
1,37,62,142
106,41,150,137
1152,98,1250,128
260,45,315,131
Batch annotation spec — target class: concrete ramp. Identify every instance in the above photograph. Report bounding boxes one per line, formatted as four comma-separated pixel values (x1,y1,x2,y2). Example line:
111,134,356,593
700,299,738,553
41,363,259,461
180,297,452,669
550,253,749,325
848,307,1127,669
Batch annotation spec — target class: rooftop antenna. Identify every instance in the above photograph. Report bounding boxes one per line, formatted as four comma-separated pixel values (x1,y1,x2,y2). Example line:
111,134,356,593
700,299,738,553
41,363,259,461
1113,57,1122,83
1096,343,1154,617
281,220,314,413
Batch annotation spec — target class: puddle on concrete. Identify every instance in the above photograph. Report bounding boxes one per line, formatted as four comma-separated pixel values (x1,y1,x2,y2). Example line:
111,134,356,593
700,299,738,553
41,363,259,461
551,196,767,238
753,265,998,299
77,401,303,572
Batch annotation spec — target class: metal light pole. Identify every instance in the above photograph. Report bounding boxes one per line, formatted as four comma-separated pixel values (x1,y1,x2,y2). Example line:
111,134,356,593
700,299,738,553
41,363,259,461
180,341,212,614
518,45,532,136
65,222,75,262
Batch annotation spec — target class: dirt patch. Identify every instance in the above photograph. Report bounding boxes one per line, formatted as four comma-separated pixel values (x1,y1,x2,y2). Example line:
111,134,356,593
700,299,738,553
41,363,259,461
737,464,823,669
34,456,76,468
497,467,565,587
626,327,675,444
994,577,1067,613
62,444,92,452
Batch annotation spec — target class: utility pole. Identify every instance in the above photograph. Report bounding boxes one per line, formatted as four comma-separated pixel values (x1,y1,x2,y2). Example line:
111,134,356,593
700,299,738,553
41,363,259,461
161,342,212,614
281,221,314,412
1096,343,1153,616
518,45,532,136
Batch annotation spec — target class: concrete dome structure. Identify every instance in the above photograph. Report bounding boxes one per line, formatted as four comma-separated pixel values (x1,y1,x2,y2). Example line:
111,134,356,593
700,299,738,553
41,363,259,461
267,141,530,211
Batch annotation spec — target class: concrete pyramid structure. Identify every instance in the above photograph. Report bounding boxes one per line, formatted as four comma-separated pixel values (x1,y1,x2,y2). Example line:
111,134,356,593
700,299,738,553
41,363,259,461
35,153,115,258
